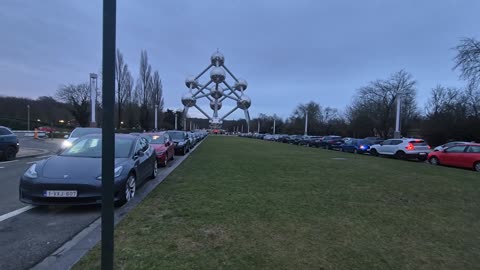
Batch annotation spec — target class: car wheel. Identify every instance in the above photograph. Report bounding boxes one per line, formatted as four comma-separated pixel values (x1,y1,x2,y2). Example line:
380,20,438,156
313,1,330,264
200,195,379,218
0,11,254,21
117,174,136,207
474,162,480,172
4,147,16,161
151,161,158,178
429,156,440,166
395,151,406,160
370,149,379,157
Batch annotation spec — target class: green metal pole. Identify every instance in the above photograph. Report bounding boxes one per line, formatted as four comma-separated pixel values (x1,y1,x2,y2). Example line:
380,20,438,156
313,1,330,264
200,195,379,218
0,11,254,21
101,0,116,269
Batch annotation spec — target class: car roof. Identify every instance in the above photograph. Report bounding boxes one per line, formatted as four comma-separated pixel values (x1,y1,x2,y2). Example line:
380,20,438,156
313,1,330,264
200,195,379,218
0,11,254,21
83,133,138,140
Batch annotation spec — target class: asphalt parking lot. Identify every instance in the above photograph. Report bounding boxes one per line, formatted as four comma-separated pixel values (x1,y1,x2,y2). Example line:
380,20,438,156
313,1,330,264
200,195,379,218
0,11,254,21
0,139,198,270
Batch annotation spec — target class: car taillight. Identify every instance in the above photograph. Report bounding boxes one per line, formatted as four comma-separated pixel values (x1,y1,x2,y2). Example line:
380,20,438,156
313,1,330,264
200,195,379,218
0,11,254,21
405,143,414,150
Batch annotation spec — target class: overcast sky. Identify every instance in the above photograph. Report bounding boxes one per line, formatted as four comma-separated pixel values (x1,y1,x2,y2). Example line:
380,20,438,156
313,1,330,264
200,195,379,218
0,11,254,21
0,0,478,119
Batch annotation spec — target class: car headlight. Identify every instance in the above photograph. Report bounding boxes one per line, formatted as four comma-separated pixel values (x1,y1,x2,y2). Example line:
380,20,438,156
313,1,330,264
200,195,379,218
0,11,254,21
24,164,38,179
97,166,123,180
62,140,72,148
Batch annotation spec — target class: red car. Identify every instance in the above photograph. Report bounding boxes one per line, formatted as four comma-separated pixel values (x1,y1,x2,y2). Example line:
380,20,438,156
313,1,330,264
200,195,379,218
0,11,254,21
142,132,175,167
428,143,480,172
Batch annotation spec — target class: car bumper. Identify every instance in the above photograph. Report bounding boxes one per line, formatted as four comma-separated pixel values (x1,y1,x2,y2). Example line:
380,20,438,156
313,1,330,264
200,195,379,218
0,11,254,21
19,177,126,206
406,152,429,160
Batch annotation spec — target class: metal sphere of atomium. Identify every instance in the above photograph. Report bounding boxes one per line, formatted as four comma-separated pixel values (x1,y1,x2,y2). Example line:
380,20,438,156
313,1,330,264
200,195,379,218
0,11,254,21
210,67,226,83
211,51,225,66
210,100,222,110
185,76,198,89
181,92,196,107
237,94,251,109
210,84,223,99
234,78,248,91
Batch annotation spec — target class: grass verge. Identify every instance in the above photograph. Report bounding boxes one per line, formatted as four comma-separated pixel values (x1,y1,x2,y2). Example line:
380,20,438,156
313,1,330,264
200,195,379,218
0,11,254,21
74,136,480,270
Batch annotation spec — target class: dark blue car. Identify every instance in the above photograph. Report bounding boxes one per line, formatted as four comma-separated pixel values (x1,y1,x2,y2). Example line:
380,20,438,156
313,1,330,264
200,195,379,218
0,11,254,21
0,126,19,161
341,139,374,154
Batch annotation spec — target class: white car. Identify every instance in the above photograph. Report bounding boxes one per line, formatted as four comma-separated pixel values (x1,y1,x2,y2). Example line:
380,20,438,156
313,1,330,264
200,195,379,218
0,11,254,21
62,127,101,148
369,138,431,160
433,141,468,152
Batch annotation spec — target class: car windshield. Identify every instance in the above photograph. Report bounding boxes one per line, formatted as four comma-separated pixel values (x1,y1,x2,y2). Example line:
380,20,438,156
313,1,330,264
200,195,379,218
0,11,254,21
168,132,185,140
60,137,133,158
144,134,165,144
70,128,101,138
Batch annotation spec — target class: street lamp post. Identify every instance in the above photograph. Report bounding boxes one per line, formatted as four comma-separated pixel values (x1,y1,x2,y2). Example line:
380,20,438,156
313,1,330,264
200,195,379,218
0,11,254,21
154,104,158,131
90,73,98,127
394,95,402,138
304,110,308,136
27,105,30,131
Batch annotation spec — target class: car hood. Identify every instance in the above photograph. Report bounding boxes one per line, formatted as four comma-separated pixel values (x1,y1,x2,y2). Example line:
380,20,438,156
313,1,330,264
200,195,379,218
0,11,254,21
39,156,129,179
151,144,166,152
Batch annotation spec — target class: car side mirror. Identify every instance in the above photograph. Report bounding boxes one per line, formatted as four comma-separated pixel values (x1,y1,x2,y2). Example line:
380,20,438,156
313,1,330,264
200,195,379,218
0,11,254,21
64,135,69,139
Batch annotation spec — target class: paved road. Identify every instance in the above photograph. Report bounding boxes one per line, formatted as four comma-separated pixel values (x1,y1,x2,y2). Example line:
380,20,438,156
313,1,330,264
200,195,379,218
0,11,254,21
0,140,195,270
18,137,62,154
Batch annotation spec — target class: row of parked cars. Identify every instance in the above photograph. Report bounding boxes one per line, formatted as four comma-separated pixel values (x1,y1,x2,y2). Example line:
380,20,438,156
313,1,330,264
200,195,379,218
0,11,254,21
19,127,208,207
240,133,480,172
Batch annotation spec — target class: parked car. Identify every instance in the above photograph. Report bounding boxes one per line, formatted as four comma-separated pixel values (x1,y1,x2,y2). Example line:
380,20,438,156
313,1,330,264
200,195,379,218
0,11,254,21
315,135,343,150
285,135,303,144
19,134,157,206
263,134,274,141
370,138,431,160
166,130,191,155
38,126,56,133
142,132,175,167
0,126,19,161
62,127,101,148
433,141,468,152
428,143,480,172
340,139,373,154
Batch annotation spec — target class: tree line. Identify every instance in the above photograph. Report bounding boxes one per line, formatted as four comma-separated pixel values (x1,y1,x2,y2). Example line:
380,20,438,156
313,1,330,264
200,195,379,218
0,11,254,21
1,38,479,146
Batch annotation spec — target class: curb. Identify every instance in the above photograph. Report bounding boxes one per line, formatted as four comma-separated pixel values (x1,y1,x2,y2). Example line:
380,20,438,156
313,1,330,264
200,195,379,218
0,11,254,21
31,139,205,270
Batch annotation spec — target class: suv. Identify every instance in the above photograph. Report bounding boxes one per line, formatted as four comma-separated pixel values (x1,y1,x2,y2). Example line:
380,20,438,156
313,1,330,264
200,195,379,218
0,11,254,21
370,138,431,160
315,135,343,149
0,126,19,161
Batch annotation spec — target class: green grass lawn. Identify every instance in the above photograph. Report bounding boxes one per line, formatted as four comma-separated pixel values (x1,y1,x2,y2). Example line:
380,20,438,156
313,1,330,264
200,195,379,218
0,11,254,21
74,136,480,270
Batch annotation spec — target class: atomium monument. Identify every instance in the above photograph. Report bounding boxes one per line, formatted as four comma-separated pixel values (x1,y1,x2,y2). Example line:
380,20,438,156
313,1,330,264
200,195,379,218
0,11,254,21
181,51,251,131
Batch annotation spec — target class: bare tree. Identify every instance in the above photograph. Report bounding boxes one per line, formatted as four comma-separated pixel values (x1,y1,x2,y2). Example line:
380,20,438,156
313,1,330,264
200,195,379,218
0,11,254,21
151,71,164,127
115,49,130,129
55,83,91,127
136,50,153,130
454,38,480,87
349,70,418,138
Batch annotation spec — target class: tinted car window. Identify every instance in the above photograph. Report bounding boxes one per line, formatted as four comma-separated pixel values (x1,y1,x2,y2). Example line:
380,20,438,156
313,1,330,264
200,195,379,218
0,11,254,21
410,140,427,146
61,137,133,158
445,146,467,153
168,131,185,140
467,146,480,153
382,140,392,145
144,134,166,144
0,127,13,135
70,128,101,138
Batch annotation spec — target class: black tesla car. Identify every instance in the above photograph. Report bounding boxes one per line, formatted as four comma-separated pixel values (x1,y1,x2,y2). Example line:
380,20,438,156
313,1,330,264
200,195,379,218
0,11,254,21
19,134,157,206
166,130,191,155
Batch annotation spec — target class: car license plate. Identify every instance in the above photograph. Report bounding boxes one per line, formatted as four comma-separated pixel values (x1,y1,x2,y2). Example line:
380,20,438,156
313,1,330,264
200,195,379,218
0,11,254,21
419,152,426,156
43,190,77,197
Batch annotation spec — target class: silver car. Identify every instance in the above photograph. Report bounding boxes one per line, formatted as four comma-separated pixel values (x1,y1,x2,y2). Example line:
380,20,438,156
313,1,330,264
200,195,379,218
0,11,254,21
369,138,431,160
